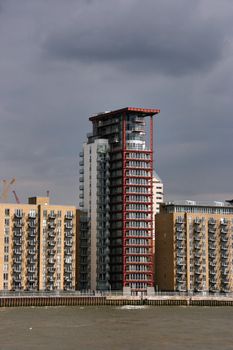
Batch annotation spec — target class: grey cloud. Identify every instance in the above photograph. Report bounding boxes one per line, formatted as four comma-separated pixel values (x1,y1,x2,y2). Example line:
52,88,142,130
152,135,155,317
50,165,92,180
0,0,233,205
43,0,227,76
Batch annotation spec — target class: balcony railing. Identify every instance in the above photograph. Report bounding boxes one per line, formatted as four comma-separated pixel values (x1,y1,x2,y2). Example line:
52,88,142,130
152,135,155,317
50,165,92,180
221,262,228,267
48,258,55,264
65,241,73,247
210,279,218,284
28,250,36,255
15,212,23,218
220,220,228,226
221,229,228,234
14,222,23,228
208,219,216,225
176,235,184,241
64,249,73,256
48,249,56,255
14,250,22,255
222,279,230,284
14,240,22,246
65,223,73,229
14,231,22,237
208,229,216,234
65,213,73,220
221,255,228,259
27,268,36,273
28,231,36,238
28,240,36,247
48,231,55,238
13,276,22,282
13,268,22,273
64,260,72,265
48,267,55,273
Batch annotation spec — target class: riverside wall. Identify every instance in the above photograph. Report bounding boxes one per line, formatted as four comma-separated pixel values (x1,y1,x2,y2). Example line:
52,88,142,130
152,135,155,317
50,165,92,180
1,294,233,307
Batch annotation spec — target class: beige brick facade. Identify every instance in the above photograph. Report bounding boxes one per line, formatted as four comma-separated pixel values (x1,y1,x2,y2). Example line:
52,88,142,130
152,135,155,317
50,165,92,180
0,197,78,291
155,201,233,293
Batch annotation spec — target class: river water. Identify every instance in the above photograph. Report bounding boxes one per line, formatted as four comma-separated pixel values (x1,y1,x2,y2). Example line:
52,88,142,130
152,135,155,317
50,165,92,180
0,306,232,350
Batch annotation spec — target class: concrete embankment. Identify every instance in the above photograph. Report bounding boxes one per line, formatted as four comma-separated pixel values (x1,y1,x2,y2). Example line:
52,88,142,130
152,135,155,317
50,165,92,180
1,295,233,307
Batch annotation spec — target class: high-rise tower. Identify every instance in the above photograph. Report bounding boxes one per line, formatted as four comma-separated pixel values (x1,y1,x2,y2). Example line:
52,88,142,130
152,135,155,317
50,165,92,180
79,107,160,294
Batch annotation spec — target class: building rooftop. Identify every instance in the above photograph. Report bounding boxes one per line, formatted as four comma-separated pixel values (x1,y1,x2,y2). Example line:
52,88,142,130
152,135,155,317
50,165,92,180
159,200,233,215
163,200,233,208
153,171,163,182
0,196,76,208
89,107,160,122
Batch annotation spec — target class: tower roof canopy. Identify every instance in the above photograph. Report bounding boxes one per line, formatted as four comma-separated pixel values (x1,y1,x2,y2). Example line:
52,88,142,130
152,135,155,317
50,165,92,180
89,107,160,122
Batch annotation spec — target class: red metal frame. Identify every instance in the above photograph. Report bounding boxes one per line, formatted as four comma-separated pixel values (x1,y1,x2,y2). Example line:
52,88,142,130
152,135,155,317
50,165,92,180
122,112,127,286
89,107,160,122
90,107,159,292
121,115,155,290
150,116,154,286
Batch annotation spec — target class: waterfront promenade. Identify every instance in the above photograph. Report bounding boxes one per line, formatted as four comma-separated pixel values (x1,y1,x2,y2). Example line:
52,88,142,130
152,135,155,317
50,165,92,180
1,291,233,307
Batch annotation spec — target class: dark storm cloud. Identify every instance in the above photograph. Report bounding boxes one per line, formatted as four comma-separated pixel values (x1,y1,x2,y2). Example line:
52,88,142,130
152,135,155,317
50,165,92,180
0,0,233,204
44,0,227,76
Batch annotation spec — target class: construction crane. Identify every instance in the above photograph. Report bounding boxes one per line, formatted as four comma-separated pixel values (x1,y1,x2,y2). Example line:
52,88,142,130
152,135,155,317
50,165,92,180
0,178,16,202
12,190,20,204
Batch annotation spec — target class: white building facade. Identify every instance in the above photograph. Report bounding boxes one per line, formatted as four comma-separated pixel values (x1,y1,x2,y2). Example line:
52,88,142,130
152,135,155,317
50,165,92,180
79,139,111,290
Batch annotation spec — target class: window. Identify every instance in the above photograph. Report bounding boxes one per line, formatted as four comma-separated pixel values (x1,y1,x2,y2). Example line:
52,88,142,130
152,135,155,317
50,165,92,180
5,209,10,216
4,227,9,235
15,209,23,217
29,210,36,218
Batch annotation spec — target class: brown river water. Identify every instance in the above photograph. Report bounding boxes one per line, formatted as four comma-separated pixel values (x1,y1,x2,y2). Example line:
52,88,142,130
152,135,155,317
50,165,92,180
0,306,232,350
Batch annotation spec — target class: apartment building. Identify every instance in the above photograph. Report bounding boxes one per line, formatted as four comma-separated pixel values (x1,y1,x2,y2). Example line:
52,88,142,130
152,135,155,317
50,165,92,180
152,172,164,256
0,197,77,291
152,172,164,215
79,107,160,294
155,200,233,293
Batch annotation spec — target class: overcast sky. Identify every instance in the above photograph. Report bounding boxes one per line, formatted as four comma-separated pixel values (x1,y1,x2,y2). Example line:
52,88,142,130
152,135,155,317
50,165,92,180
0,0,233,205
